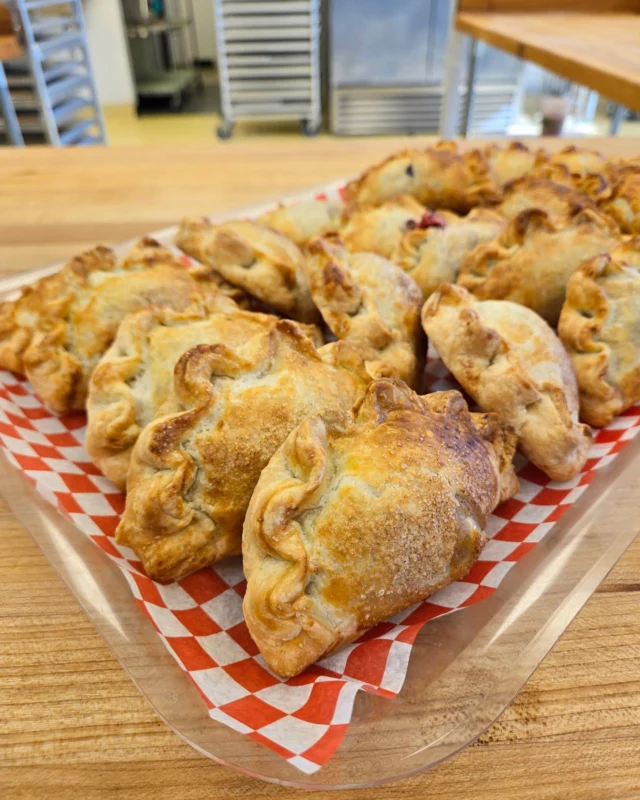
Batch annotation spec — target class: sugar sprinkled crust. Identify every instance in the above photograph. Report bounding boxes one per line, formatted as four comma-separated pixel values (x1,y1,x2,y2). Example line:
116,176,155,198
116,320,373,582
86,300,323,489
598,166,640,235
0,238,219,414
176,216,320,323
423,283,591,481
391,207,505,299
559,238,640,427
457,206,619,326
242,379,518,678
258,199,343,246
338,194,426,259
497,175,613,225
303,234,425,387
484,141,539,187
344,141,500,212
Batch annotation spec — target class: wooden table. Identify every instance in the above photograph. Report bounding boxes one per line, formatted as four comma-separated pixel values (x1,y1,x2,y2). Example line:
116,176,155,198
457,11,640,114
1,139,640,800
439,2,640,137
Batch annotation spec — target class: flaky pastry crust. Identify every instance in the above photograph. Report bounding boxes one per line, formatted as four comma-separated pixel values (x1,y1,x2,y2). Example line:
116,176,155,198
544,145,607,179
242,379,518,678
116,320,373,582
391,207,505,299
457,206,620,326
258,199,343,246
598,166,640,235
0,238,220,414
344,140,500,212
423,284,591,480
497,176,608,225
558,238,640,427
86,301,322,489
176,217,320,323
339,194,426,259
484,141,539,186
304,235,425,387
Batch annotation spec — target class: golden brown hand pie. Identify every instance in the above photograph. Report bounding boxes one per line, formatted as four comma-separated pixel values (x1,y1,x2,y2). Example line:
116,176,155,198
175,217,320,323
497,176,604,223
598,166,640,235
458,206,619,326
558,239,640,427
391,207,505,299
338,194,427,259
0,238,219,415
544,145,607,179
484,141,539,186
344,141,499,213
304,235,425,387
423,284,591,481
242,379,518,678
257,199,343,246
116,320,373,582
86,301,323,489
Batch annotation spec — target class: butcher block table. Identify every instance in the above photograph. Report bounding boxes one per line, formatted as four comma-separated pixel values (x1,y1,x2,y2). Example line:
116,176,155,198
1,138,640,800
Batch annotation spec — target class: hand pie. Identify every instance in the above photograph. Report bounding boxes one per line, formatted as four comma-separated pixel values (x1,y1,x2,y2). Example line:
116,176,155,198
559,239,640,427
242,379,519,678
391,207,505,299
344,141,499,213
0,238,219,414
338,195,427,259
545,145,607,179
598,166,640,234
116,321,373,582
175,217,320,323
86,302,323,489
498,176,604,223
458,206,619,326
304,235,425,387
484,141,538,186
422,283,591,481
257,199,343,246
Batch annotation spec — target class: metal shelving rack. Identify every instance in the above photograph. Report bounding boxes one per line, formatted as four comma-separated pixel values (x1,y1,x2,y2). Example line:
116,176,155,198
1,0,106,146
214,0,321,139
123,0,200,110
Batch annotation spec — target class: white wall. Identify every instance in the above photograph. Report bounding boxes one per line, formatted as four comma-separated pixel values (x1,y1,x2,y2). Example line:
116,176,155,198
83,0,136,106
192,0,216,61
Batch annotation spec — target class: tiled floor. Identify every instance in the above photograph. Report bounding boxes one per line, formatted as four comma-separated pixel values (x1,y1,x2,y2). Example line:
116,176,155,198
102,105,640,147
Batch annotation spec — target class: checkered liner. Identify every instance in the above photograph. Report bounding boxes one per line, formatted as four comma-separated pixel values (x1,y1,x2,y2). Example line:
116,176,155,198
1,366,638,772
2,191,639,774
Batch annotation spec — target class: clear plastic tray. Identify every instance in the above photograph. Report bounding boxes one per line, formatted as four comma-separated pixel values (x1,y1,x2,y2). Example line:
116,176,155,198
2,219,640,790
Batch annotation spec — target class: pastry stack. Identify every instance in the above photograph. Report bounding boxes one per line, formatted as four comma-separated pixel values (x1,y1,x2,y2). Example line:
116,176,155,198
2,140,639,679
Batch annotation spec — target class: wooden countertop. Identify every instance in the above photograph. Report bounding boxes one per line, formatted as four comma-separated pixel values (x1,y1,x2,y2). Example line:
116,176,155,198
457,11,640,112
1,138,640,799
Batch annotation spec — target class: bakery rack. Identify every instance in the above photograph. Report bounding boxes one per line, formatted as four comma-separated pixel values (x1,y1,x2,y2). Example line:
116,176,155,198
1,0,106,146
213,0,322,139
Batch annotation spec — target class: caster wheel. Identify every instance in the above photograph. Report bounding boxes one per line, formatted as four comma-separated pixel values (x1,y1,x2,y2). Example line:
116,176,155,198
170,92,182,111
217,122,234,140
301,119,320,137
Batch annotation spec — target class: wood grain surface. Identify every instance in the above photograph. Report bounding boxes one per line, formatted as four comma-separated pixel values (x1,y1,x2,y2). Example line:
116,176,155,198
1,138,640,800
459,1,640,11
457,12,640,112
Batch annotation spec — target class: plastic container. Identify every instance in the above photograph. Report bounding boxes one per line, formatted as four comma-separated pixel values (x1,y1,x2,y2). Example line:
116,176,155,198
1,199,639,789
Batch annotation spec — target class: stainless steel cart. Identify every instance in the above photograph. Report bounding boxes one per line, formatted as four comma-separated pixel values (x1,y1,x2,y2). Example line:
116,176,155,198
214,0,322,139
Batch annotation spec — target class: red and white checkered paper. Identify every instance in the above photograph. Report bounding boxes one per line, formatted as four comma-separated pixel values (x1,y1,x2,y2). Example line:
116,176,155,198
2,189,640,774
1,364,638,772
